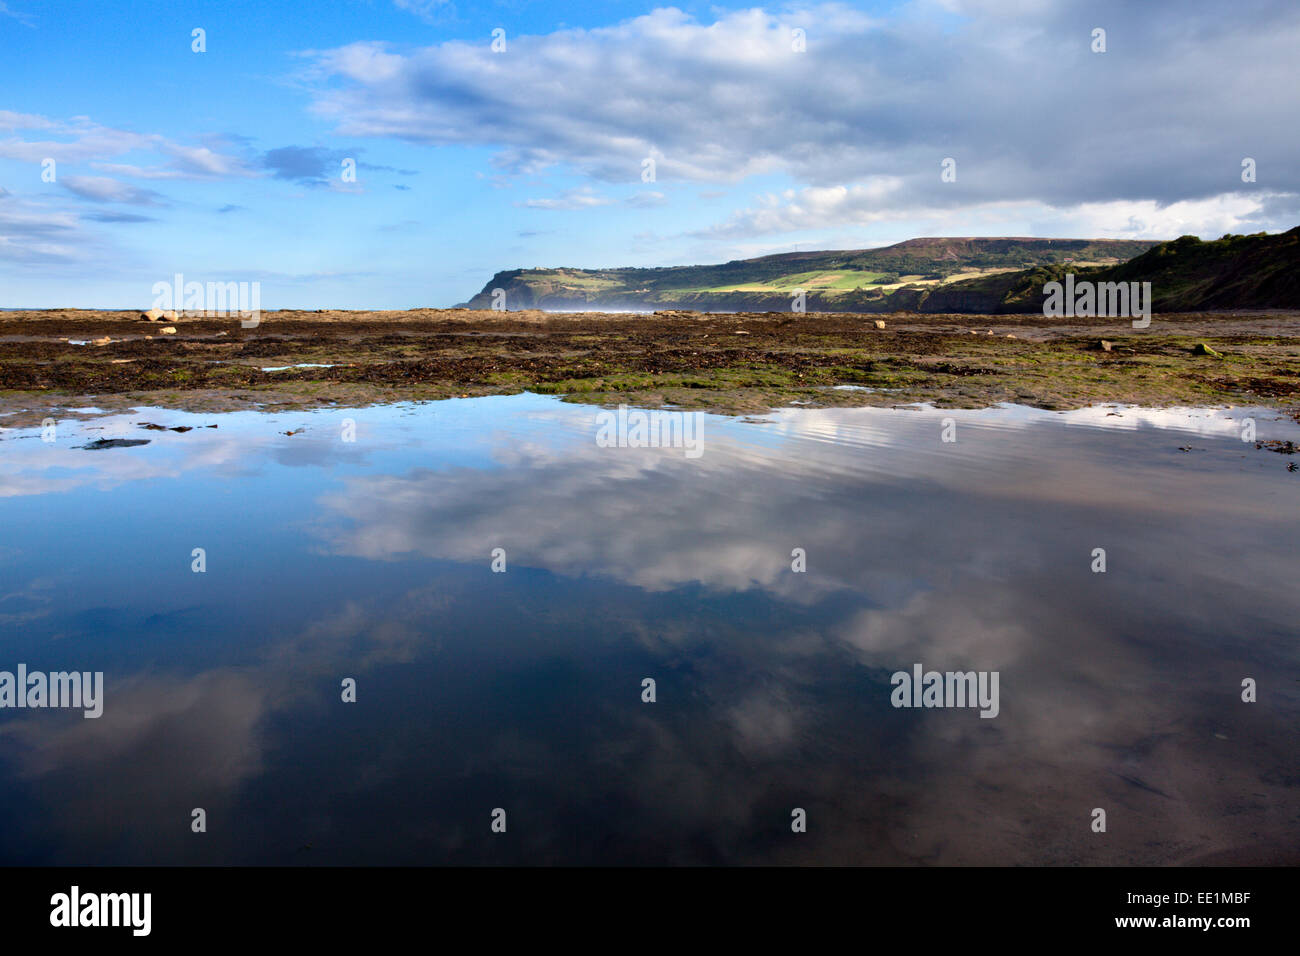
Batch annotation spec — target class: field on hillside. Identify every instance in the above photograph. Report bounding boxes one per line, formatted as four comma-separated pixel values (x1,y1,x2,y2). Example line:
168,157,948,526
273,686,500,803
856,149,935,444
462,238,1162,309
487,257,1145,306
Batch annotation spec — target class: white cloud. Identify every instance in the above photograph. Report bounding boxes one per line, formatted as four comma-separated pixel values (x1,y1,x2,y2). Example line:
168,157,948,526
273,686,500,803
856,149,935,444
0,1,35,27
627,190,668,208
0,201,87,262
519,186,614,210
698,183,1294,239
60,175,164,205
393,0,453,24
0,113,253,179
300,1,1300,236
699,179,906,237
0,110,54,130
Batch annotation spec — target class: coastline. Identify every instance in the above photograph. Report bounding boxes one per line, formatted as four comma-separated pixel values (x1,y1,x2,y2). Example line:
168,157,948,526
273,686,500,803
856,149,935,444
1,307,1297,426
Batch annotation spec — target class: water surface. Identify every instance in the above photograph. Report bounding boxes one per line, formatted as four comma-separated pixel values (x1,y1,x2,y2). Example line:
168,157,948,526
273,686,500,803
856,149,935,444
0,395,1296,865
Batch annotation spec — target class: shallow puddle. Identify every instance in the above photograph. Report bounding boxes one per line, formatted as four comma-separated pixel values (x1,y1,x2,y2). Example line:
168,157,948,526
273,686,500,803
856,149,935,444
0,395,1296,864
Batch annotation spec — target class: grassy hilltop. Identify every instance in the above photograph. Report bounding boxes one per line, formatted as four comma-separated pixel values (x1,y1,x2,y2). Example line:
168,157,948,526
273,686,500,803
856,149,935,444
460,237,1156,312
935,227,1300,313
462,229,1300,314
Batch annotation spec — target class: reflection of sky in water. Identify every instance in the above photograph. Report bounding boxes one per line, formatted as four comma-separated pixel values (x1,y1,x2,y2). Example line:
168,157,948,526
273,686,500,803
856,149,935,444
0,395,1296,865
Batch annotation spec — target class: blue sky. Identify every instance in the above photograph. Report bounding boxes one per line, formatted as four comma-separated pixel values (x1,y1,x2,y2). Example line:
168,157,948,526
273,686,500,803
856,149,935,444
1,0,1296,308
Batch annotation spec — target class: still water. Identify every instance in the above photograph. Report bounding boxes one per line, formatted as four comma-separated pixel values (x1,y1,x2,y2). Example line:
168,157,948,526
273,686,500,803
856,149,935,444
0,395,1296,865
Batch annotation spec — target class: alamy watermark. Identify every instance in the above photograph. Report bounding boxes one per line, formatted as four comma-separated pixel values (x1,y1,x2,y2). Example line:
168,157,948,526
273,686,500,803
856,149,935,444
151,273,262,328
0,664,103,718
50,886,150,936
595,405,704,458
1042,274,1152,328
890,663,999,718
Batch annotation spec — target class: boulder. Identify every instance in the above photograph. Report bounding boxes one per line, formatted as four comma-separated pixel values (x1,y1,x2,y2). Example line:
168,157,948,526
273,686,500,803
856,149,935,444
874,320,886,329
160,326,178,335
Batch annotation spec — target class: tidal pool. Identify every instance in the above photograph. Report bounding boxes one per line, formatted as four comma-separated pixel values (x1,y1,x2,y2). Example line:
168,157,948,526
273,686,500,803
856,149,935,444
0,395,1296,865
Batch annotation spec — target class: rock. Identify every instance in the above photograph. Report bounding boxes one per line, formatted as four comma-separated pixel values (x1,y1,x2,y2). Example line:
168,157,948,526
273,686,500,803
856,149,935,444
1192,342,1221,357
91,336,112,346
1006,333,1017,339
160,326,178,335
1096,339,1114,352
79,438,151,450
162,310,179,320
141,308,165,322
874,320,887,329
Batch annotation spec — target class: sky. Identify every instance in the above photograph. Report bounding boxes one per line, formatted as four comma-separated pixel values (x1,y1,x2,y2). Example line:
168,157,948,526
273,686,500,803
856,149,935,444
0,0,1296,308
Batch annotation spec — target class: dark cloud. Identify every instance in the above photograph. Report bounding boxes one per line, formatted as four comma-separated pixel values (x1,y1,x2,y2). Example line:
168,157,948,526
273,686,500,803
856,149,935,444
260,146,351,184
83,211,156,223
359,161,417,175
304,1,1300,235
